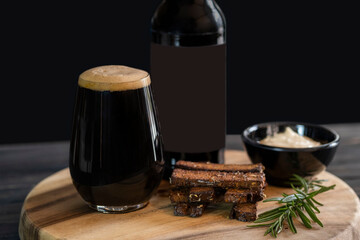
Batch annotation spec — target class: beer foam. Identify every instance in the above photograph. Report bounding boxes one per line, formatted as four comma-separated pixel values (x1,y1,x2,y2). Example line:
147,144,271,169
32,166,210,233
78,65,151,91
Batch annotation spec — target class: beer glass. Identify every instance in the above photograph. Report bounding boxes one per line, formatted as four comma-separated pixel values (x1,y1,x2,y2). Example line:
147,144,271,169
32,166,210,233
69,65,164,213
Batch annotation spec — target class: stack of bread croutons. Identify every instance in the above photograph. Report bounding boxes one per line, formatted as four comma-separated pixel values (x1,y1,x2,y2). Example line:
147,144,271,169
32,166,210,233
169,160,266,221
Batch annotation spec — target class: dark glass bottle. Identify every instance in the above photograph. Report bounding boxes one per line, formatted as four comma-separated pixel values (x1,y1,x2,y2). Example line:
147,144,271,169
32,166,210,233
151,0,226,179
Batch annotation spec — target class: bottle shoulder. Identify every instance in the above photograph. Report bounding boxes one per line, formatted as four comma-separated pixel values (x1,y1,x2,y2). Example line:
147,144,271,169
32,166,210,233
151,1,226,35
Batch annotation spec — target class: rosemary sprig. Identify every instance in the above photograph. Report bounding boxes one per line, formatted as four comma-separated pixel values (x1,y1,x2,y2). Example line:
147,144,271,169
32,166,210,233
247,174,336,238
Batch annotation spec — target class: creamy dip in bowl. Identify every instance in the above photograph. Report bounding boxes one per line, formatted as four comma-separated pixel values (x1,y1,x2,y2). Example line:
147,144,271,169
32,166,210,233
260,127,321,148
241,122,340,186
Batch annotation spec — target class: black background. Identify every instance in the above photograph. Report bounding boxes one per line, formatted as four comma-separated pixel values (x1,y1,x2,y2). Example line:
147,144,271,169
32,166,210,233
1,1,358,144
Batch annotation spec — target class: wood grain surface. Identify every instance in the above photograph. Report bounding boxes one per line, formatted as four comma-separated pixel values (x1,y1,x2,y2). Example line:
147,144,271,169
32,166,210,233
2,124,359,239
19,150,360,240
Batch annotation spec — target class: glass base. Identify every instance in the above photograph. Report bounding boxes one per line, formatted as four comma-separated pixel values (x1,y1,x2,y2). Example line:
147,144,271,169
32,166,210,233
88,201,148,214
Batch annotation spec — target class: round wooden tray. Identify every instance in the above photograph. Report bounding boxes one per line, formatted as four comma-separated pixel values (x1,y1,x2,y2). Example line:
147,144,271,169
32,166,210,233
19,150,360,240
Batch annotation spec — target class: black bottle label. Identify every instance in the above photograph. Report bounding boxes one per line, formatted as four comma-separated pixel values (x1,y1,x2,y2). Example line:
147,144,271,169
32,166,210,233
151,43,226,153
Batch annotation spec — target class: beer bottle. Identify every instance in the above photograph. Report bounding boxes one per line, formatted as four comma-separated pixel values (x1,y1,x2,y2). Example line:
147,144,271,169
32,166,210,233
151,0,226,179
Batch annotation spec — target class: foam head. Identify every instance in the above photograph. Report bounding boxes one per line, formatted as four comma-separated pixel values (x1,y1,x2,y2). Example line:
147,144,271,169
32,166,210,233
78,65,151,91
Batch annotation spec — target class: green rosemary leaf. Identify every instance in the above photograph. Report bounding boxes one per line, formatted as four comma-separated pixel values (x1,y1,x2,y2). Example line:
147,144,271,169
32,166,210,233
286,211,297,234
276,215,285,234
294,193,302,202
308,185,336,198
264,227,272,236
258,206,284,218
311,197,323,206
293,174,309,193
289,206,297,217
265,225,276,237
281,193,305,203
303,202,323,227
271,227,276,238
254,212,284,223
263,197,283,202
313,183,326,188
247,222,275,228
274,220,280,234
295,206,312,228
312,179,327,184
306,198,320,213
291,184,307,197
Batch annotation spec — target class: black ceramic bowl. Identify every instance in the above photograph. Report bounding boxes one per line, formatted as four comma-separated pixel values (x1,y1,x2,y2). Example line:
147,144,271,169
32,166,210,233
241,122,340,186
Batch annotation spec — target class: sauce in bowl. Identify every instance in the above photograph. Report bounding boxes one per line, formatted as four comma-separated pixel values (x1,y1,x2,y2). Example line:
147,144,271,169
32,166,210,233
259,127,321,148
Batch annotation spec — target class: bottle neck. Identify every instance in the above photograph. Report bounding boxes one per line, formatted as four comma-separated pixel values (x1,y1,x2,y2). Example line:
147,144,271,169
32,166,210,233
162,0,215,5
152,0,225,46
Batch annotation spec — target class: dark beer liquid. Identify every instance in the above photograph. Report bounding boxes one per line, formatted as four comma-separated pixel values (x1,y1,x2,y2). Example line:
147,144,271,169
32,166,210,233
151,0,226,179
69,85,163,206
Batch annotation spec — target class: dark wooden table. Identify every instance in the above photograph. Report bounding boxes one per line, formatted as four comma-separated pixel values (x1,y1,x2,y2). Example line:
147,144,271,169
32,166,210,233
1,123,359,240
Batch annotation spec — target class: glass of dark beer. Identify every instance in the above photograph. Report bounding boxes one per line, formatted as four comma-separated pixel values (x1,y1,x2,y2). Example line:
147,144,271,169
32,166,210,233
69,65,164,213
